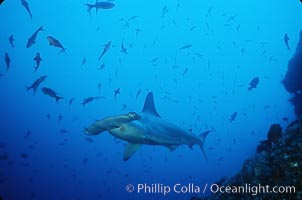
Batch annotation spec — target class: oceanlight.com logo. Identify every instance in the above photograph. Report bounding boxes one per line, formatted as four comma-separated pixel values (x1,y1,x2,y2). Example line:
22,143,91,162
210,184,296,196
125,183,296,196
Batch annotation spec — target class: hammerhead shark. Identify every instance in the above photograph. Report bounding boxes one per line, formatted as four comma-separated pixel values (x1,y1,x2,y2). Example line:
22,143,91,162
85,92,210,161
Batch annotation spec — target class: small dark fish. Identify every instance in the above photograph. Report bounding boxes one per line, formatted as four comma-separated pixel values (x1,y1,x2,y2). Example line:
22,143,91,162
47,36,66,54
136,88,142,99
98,41,111,60
83,158,88,164
128,15,138,21
60,129,69,134
58,114,63,122
58,139,68,146
41,87,63,103
120,40,128,54
69,97,75,106
282,117,288,122
218,156,224,162
72,116,77,122
179,44,192,50
236,24,240,32
113,88,120,99
46,113,51,120
172,65,179,69
151,57,159,63
189,26,197,31
26,26,44,48
33,52,42,72
226,15,237,23
0,153,9,160
241,48,245,56
85,137,94,143
98,83,102,94
229,112,237,122
4,52,10,71
21,0,32,18
24,130,31,139
81,96,100,106
20,153,28,159
9,34,15,47
194,53,203,59
84,1,115,15
284,33,290,51
161,5,168,18
97,63,105,70
182,67,188,76
26,75,47,95
81,57,86,66
135,28,141,37
248,77,259,90
207,6,213,16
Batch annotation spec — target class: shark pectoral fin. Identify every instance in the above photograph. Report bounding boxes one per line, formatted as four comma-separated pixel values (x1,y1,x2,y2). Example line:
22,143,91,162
166,145,178,151
123,143,142,161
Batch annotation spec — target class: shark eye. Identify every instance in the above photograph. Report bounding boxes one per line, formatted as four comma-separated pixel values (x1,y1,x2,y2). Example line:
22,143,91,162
128,112,139,119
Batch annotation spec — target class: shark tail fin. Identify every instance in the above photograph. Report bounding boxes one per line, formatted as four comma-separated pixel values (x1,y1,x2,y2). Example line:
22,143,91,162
198,143,208,160
198,130,212,160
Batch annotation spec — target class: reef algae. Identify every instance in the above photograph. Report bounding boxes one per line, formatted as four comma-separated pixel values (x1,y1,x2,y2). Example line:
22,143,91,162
192,118,302,200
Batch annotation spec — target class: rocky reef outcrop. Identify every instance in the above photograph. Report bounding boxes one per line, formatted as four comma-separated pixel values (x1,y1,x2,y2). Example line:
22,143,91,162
191,118,302,200
283,30,302,116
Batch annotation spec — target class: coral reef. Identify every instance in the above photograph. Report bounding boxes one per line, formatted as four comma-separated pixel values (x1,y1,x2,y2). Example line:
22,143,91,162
192,118,302,200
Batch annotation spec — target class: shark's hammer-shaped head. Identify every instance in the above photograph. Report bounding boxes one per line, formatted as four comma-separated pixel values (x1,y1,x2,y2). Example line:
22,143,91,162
84,112,140,136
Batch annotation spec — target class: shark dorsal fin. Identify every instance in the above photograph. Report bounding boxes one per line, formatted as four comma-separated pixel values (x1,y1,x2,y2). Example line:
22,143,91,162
142,92,160,117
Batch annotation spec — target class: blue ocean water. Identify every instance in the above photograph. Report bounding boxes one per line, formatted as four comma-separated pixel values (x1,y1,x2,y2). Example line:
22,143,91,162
0,0,301,199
